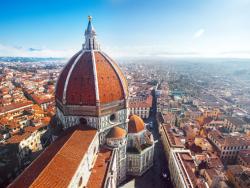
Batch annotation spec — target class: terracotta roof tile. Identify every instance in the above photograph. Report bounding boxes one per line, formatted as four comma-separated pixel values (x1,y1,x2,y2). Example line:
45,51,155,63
9,125,97,188
95,52,125,104
87,149,112,188
66,52,96,105
0,101,33,114
128,115,145,133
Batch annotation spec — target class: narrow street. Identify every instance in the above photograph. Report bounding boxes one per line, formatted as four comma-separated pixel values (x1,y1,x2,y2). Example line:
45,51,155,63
133,90,173,188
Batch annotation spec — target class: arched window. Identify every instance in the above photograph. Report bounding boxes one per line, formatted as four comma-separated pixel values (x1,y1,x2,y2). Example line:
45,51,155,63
78,177,82,187
80,118,87,125
110,114,116,122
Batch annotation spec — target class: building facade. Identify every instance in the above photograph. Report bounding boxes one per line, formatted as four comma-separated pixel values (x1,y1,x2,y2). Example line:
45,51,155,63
129,95,152,119
208,130,250,164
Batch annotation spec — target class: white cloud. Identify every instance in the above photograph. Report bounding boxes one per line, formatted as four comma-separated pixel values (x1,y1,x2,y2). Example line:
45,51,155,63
104,44,250,59
193,28,205,38
1,42,250,59
0,43,75,58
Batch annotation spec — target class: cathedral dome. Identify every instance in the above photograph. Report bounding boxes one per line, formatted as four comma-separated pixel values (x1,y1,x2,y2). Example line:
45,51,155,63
128,115,145,133
106,126,126,139
55,16,128,116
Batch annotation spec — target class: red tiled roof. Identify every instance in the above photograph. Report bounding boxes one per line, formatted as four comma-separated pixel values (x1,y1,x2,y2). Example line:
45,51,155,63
6,124,48,144
0,101,33,114
208,130,250,147
238,150,250,164
86,149,112,188
31,94,54,105
129,95,152,108
9,125,97,188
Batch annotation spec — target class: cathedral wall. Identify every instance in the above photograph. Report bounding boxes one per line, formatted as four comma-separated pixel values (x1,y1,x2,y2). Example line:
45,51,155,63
126,145,154,176
117,144,127,184
56,108,128,132
127,130,146,148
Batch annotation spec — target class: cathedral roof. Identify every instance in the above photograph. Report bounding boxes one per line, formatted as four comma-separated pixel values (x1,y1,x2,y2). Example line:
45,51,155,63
9,125,97,188
106,126,126,139
56,51,128,106
128,115,145,133
55,17,128,116
87,149,112,188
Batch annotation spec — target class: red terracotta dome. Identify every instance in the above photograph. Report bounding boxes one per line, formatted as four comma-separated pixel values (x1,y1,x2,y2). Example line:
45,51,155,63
55,17,128,116
106,126,126,139
128,115,145,133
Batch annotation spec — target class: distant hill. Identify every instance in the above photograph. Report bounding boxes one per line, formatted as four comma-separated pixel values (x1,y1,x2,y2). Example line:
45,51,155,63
0,56,66,63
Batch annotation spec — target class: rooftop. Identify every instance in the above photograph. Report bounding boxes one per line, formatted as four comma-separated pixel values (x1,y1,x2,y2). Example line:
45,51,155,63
227,165,250,188
162,125,185,148
128,115,145,134
208,129,250,147
0,101,33,114
238,150,250,164
225,117,247,126
173,151,204,188
9,124,97,188
86,149,112,188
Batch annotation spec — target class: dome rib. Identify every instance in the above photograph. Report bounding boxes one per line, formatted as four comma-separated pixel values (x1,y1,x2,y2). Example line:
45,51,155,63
65,52,96,105
55,51,81,101
91,50,100,103
63,51,84,104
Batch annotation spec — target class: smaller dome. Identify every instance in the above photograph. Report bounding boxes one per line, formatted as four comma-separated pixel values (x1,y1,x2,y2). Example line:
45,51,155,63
128,115,145,133
107,127,126,139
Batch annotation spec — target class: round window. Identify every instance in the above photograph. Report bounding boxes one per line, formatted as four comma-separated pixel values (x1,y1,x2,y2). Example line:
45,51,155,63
110,114,116,122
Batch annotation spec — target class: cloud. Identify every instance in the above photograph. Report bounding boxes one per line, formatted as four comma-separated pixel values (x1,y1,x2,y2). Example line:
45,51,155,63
104,44,250,59
193,28,205,38
1,42,250,59
28,48,42,52
0,43,75,58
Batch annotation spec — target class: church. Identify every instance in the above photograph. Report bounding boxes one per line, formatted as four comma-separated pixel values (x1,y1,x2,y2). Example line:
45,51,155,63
9,17,154,188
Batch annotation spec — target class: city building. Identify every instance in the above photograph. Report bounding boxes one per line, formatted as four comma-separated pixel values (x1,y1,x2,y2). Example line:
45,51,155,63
237,150,250,167
0,101,33,118
224,117,249,133
160,124,185,160
226,165,250,188
168,149,208,188
208,130,250,164
129,94,152,119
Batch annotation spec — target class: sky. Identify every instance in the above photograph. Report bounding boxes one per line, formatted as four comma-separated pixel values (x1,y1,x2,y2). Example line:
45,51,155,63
0,0,250,58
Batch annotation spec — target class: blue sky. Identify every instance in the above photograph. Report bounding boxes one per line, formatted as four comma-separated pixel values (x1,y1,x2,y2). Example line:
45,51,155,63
0,0,250,58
